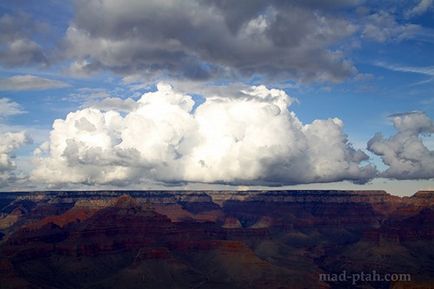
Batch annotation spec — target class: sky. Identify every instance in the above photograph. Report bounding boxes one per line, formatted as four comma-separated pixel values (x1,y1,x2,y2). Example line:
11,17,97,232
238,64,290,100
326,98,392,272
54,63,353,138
0,0,434,196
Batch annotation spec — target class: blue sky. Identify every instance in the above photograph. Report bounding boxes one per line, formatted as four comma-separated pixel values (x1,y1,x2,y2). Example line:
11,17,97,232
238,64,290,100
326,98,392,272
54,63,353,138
0,0,433,195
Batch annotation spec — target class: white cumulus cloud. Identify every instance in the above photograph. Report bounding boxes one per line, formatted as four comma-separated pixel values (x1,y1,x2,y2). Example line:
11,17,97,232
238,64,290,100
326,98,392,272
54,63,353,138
32,83,376,187
368,111,434,180
0,131,31,186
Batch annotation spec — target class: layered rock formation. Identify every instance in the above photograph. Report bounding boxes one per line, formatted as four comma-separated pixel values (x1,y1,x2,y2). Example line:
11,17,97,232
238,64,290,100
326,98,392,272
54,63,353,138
0,190,432,289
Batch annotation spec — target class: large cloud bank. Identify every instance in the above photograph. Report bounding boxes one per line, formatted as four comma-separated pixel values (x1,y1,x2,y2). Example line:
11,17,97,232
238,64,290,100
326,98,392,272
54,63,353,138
1,1,422,84
368,111,434,180
64,0,359,82
32,83,376,186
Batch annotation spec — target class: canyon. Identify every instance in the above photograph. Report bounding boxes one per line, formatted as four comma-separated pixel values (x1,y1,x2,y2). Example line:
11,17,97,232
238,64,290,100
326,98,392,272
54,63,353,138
0,190,433,289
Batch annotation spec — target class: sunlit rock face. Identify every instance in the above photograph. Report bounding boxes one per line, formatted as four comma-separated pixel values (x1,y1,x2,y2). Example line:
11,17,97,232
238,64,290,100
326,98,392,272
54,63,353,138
0,190,433,289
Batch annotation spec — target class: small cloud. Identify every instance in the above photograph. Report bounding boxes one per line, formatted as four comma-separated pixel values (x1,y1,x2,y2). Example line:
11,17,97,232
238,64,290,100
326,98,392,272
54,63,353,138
0,98,26,118
90,97,138,112
64,60,99,78
354,73,374,81
0,13,49,67
375,62,434,76
0,131,32,187
66,87,138,112
0,75,69,91
361,11,420,43
405,0,433,18
368,111,434,180
68,88,112,102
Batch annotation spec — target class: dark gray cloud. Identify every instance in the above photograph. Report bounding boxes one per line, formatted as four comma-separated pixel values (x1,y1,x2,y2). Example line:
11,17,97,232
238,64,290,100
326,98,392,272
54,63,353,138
0,13,49,67
368,112,434,180
64,0,360,82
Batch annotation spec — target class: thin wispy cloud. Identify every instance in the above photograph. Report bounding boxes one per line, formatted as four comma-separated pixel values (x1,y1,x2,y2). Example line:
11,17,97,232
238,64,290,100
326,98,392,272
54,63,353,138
0,75,69,91
405,0,433,18
0,98,26,118
375,62,434,76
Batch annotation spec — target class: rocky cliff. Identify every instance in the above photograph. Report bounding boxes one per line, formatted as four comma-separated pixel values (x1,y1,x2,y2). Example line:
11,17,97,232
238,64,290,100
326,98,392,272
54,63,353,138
0,190,432,289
